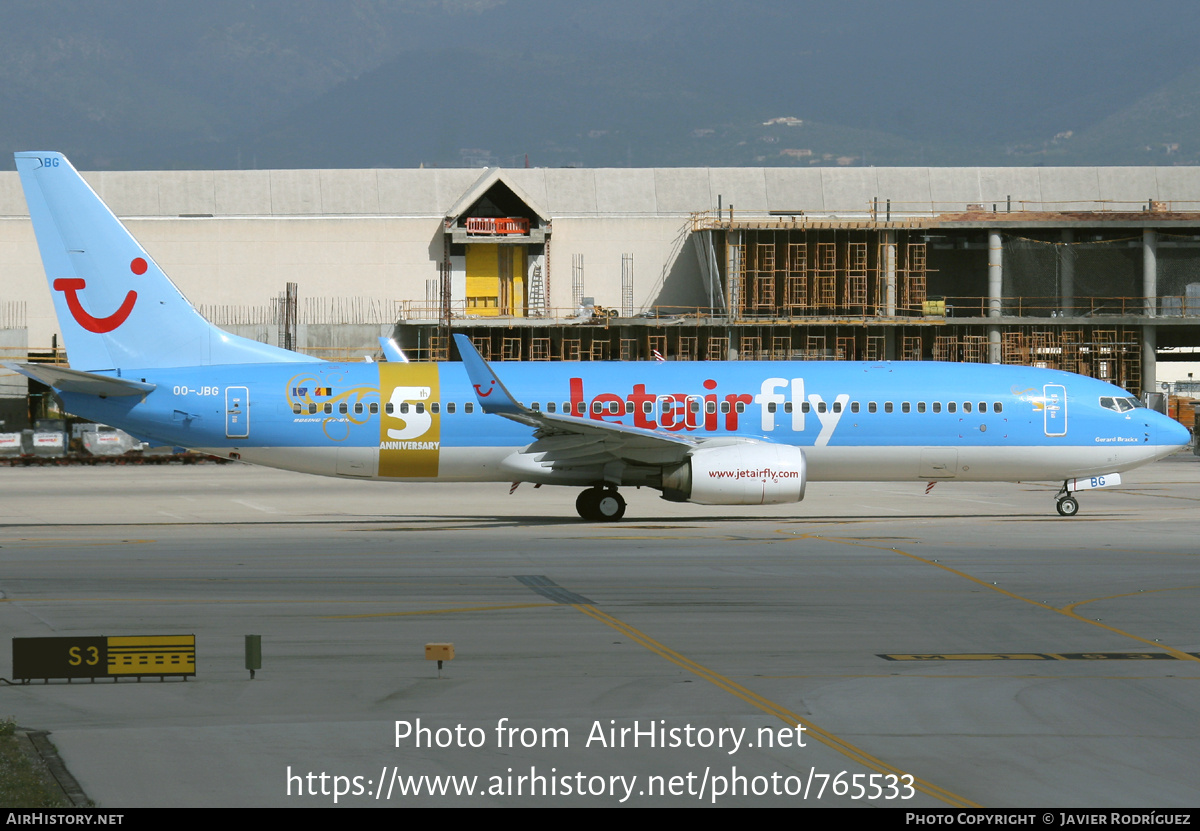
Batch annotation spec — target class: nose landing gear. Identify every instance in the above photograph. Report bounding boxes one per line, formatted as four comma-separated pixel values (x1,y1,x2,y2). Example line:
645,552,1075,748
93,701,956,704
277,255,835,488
576,487,626,521
1056,495,1079,516
1055,481,1079,517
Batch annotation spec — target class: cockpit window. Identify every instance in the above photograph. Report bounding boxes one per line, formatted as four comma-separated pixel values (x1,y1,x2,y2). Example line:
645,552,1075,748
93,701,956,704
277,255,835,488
1099,396,1141,413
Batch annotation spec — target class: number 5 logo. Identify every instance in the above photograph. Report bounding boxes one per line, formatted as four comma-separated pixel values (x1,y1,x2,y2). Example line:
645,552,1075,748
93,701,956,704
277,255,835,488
386,386,432,440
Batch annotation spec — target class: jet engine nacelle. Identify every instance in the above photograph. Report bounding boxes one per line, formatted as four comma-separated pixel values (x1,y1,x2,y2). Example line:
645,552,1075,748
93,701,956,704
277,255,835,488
661,443,807,505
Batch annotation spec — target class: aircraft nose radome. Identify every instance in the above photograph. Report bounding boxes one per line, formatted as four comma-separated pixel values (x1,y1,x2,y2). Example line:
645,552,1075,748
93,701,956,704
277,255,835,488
1163,415,1192,449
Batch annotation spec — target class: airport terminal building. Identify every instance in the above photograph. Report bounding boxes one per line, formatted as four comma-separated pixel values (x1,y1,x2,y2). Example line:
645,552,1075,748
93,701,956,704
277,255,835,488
2,163,1199,426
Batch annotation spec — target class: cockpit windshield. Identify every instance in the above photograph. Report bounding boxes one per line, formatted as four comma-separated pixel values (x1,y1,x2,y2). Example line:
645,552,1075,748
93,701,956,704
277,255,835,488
1099,396,1141,413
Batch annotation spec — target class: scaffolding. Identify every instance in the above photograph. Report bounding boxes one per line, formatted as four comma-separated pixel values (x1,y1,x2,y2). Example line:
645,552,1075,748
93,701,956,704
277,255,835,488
836,335,855,361
785,243,808,312
753,243,776,313
678,335,699,361
844,241,868,310
620,254,634,317
864,335,885,361
903,243,927,311
814,242,838,308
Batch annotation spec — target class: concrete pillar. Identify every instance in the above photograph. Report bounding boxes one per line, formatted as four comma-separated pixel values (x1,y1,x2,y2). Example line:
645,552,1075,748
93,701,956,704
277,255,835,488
988,231,1003,317
1142,228,1158,395
1142,325,1156,397
1059,229,1074,316
1143,228,1157,317
883,231,897,316
884,328,897,361
726,229,743,317
988,231,1003,363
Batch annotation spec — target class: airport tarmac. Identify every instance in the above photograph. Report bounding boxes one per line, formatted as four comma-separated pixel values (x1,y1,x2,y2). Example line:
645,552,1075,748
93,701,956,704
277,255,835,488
1,455,1199,808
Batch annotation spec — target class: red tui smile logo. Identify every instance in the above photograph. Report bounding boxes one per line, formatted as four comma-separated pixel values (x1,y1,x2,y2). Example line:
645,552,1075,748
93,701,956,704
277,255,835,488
52,258,144,333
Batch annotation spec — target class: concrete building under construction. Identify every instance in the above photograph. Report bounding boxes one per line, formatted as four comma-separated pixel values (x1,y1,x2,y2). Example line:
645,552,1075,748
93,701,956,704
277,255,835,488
2,163,1199,427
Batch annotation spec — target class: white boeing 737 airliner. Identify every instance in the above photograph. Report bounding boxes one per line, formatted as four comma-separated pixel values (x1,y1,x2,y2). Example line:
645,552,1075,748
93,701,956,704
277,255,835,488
7,152,1191,520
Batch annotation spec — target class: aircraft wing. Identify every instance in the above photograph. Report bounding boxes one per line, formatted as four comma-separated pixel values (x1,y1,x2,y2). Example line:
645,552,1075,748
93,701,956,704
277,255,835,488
455,334,700,467
4,362,156,397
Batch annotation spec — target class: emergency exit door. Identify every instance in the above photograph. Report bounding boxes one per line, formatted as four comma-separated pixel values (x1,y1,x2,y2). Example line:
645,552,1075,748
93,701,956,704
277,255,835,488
226,386,249,439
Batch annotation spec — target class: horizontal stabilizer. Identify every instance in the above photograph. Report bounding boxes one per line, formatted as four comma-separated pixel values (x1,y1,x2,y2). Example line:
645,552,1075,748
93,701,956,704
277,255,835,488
4,362,155,397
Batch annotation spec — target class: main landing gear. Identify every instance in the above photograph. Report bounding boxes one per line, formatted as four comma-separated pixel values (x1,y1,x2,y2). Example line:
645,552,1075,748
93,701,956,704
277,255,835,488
576,487,626,522
1055,481,1079,517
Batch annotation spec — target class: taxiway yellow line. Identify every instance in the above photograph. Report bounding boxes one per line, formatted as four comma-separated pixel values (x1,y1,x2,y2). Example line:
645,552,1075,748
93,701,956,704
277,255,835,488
324,602,557,619
805,534,1200,664
574,602,980,809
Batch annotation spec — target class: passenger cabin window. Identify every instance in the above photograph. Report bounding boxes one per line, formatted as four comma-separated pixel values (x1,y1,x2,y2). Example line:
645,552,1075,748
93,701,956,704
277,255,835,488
370,403,379,414
431,403,440,414
323,403,332,414
817,402,827,413
932,402,941,413
292,403,301,414
339,403,348,414
947,402,957,413
446,402,456,414
465,402,474,413
531,402,540,411
308,403,318,414
850,402,860,413
353,403,363,415
868,402,877,413
994,402,1003,413
963,402,972,413
832,401,842,413
884,402,893,413
801,402,811,414
705,401,716,414
901,402,911,413
545,402,554,413
784,402,793,414
767,402,777,413
917,402,926,413
735,402,746,413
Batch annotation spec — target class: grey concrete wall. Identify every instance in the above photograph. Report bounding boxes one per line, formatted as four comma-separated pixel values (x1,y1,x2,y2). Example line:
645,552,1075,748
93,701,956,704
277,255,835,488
6,165,1198,219
4,162,1200,350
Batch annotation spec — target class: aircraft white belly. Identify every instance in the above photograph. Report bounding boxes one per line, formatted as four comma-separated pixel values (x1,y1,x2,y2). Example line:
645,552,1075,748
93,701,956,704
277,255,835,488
805,443,1178,482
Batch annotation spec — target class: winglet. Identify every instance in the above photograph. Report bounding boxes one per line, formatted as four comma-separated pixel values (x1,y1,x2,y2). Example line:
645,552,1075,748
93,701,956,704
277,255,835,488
454,334,525,416
378,336,408,363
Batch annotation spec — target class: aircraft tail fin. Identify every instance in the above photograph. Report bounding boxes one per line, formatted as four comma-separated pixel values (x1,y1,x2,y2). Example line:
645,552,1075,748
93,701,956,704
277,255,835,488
15,152,316,370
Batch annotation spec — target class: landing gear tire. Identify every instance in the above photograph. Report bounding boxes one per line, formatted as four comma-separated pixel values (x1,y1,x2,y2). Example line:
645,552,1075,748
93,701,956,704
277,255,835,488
576,487,626,522
1056,496,1079,517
